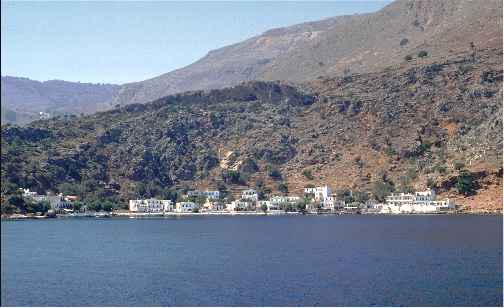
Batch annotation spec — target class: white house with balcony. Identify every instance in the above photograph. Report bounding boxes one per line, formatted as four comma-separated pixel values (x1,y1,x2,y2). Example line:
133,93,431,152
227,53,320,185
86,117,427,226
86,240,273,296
241,189,258,202
188,190,220,200
226,200,253,212
270,195,301,207
48,194,74,214
257,200,287,212
175,202,198,213
202,199,225,212
304,186,332,201
20,188,48,203
381,188,455,214
129,199,173,213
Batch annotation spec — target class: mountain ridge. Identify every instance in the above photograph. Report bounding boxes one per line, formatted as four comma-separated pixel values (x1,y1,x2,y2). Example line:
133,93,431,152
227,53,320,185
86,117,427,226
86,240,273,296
110,0,502,106
2,0,502,123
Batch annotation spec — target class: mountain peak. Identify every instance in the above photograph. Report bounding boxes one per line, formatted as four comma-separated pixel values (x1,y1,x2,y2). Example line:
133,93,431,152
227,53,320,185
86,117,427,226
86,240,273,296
109,0,502,106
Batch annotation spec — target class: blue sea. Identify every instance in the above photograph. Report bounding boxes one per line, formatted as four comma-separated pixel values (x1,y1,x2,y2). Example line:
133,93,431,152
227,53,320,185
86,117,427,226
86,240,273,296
1,215,502,306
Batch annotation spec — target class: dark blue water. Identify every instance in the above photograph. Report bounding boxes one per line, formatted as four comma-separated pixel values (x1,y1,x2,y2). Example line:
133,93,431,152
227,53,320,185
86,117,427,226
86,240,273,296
1,215,502,306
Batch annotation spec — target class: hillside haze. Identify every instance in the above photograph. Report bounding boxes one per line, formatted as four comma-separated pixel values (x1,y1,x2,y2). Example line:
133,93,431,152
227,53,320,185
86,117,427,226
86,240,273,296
1,76,119,125
110,0,502,106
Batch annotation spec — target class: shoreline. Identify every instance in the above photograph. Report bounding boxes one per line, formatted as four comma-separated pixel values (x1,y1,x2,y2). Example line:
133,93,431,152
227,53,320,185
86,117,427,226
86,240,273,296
2,210,502,220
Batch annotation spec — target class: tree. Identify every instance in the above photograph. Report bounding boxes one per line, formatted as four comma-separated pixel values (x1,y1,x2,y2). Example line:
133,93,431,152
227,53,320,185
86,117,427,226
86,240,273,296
194,196,207,207
261,203,268,213
353,191,369,204
1,202,18,215
296,202,307,214
456,170,477,196
336,189,354,203
398,175,414,193
73,201,83,212
33,200,51,213
426,178,436,188
8,195,26,211
404,55,413,61
278,183,288,194
102,201,114,212
372,181,394,202
267,166,282,180
222,170,243,184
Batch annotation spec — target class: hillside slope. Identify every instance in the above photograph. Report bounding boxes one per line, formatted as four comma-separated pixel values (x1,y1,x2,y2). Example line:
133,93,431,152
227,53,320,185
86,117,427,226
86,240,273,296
111,0,502,106
1,76,119,125
2,49,502,211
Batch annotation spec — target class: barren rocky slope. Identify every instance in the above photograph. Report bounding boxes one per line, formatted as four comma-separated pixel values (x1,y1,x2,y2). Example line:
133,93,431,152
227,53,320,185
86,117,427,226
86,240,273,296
2,48,501,211
111,0,502,106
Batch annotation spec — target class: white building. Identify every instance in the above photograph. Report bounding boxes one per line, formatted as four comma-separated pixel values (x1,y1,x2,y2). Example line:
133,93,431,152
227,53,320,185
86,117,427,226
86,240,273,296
381,188,455,214
175,202,198,213
304,186,332,201
20,188,48,203
39,111,50,120
129,199,173,213
48,194,74,214
270,195,301,206
202,199,225,212
241,189,258,202
187,190,220,200
226,200,252,212
257,200,287,212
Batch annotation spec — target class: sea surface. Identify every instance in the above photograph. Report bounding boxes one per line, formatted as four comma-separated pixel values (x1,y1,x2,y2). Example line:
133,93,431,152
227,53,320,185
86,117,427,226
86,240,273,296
1,215,502,306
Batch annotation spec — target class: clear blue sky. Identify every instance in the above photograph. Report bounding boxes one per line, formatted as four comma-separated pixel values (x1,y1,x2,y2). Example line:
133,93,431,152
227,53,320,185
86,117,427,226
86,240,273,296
1,1,392,84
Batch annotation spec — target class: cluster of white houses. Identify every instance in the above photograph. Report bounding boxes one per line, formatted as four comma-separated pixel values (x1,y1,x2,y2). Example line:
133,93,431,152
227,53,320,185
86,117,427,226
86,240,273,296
128,186,455,215
20,188,78,214
381,189,455,214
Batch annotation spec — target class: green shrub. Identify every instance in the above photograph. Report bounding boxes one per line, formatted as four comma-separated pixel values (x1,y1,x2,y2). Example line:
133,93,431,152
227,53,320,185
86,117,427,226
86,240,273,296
267,166,282,180
435,164,447,174
302,170,314,180
222,170,244,185
372,180,394,202
278,183,288,193
453,161,465,171
418,50,428,58
404,55,413,61
353,191,369,203
385,146,397,156
426,178,436,188
336,189,354,203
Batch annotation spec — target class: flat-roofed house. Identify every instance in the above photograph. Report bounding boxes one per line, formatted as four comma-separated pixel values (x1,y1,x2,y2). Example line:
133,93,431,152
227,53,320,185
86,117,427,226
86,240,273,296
175,202,198,213
129,199,173,213
304,186,332,201
188,190,220,200
241,189,258,202
381,188,455,214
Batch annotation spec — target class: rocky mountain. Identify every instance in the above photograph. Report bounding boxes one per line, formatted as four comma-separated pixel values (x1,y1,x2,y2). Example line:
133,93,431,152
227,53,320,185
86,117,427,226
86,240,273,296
3,0,501,124
2,48,502,212
1,76,119,125
110,0,502,106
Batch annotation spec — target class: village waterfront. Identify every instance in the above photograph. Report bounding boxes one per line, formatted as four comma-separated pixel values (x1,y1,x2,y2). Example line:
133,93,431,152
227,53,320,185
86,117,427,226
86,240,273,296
4,185,501,221
2,215,502,307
